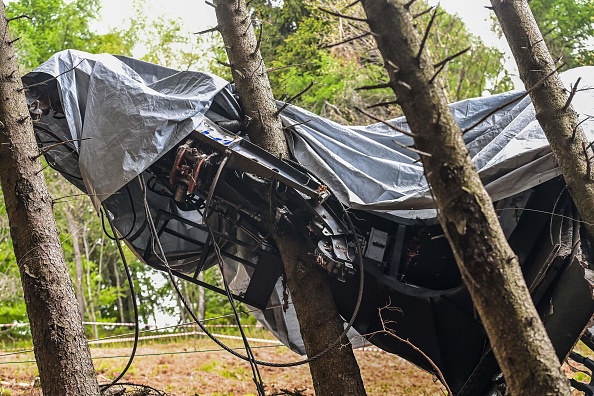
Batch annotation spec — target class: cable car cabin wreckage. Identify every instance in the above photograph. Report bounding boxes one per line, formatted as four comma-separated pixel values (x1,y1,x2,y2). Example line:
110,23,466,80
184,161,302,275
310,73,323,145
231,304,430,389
23,51,594,395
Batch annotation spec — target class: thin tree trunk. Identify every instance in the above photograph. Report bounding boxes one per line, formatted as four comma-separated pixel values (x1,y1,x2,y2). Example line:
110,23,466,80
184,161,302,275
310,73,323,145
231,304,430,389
65,204,85,318
82,227,99,339
490,0,594,240
197,272,206,322
0,3,100,395
113,256,126,324
359,1,571,395
213,1,367,395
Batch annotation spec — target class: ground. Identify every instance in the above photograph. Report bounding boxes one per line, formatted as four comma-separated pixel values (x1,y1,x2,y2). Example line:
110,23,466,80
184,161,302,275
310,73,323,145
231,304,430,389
0,333,589,395
0,332,446,396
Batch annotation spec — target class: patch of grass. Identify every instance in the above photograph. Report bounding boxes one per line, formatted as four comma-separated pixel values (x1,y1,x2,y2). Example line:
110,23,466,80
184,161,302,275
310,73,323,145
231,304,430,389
95,360,135,378
220,366,247,381
573,371,591,383
197,359,218,373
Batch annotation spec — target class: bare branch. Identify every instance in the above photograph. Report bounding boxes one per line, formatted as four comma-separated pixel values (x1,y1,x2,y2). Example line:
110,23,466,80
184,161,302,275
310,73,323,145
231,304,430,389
413,6,434,19
216,58,232,68
563,77,581,111
366,99,398,109
433,47,470,69
319,7,367,22
392,139,431,158
417,6,438,62
355,82,390,91
275,81,315,116
322,32,372,49
283,119,313,130
253,24,263,55
6,14,31,23
33,138,91,160
205,1,215,8
6,36,20,45
342,0,361,10
572,116,592,140
354,106,416,138
194,26,219,35
430,47,470,84
21,59,85,91
404,0,420,8
52,193,112,205
377,304,452,395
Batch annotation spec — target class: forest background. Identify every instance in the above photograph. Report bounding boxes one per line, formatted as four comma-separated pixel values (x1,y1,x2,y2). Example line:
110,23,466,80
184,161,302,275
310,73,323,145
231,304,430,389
0,0,593,343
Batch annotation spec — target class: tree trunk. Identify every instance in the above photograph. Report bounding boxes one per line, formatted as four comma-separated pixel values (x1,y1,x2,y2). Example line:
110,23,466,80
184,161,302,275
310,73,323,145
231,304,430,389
197,271,206,322
65,204,86,318
0,4,100,395
213,1,367,395
82,227,99,339
490,0,594,240
359,1,570,395
112,255,127,324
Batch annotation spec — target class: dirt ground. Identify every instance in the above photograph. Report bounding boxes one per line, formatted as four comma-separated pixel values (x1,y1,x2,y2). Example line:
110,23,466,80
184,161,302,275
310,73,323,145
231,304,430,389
0,336,589,395
0,336,446,396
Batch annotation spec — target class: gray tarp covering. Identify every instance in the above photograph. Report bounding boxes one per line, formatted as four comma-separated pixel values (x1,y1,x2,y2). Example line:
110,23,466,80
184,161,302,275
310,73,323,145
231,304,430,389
24,50,594,355
26,50,594,219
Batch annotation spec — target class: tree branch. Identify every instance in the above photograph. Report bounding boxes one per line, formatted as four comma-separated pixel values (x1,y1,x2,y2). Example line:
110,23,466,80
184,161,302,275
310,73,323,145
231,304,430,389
376,303,452,395
430,47,470,84
253,24,263,55
21,59,85,91
282,119,313,130
342,0,361,10
563,77,581,111
33,138,91,160
572,116,591,140
354,106,415,138
194,26,219,35
417,6,438,62
404,0,420,9
6,14,31,23
355,82,390,91
366,99,398,109
322,32,372,49
413,6,434,19
319,7,368,22
433,47,471,69
275,81,315,116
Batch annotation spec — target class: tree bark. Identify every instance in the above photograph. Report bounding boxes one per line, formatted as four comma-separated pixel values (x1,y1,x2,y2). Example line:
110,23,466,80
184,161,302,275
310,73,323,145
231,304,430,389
0,3,100,395
360,1,571,395
490,0,594,239
213,1,366,395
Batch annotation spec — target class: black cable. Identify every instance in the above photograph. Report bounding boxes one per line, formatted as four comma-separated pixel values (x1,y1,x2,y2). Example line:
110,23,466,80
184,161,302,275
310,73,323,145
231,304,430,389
138,171,366,368
103,382,166,396
205,219,265,395
100,184,137,241
99,213,140,394
195,157,264,391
